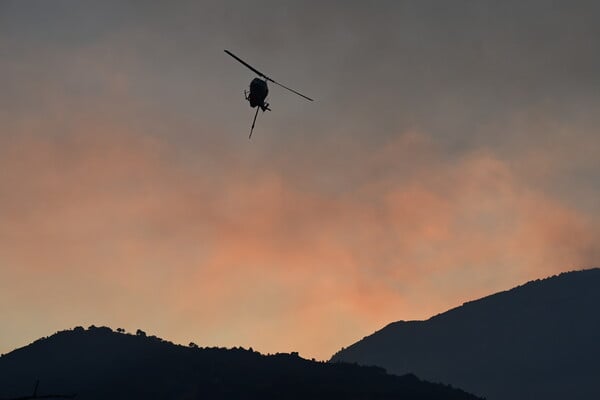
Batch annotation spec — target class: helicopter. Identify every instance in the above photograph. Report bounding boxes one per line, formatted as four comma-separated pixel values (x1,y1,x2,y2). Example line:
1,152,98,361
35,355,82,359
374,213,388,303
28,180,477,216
224,50,313,138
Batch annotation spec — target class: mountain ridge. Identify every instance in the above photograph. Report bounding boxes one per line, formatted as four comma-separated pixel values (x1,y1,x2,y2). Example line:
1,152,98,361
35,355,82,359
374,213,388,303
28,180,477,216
330,268,600,400
0,326,481,400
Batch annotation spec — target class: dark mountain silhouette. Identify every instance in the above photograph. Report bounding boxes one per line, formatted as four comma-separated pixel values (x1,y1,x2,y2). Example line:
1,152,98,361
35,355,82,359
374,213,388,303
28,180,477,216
330,268,600,400
0,326,481,400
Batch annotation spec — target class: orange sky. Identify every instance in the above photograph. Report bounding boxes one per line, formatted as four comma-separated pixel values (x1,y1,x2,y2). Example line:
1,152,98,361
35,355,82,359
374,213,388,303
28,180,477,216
1,1,598,359
1,124,596,359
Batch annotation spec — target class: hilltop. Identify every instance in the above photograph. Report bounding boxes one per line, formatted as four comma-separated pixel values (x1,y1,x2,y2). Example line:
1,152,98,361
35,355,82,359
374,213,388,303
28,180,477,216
331,268,600,400
0,326,480,399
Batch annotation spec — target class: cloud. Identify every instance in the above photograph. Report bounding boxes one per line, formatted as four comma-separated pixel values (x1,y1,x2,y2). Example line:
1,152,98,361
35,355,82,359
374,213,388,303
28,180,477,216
1,123,596,359
0,0,598,360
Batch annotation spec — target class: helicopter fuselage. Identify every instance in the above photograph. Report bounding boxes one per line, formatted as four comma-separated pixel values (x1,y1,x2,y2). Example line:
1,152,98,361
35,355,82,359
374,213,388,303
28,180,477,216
247,78,269,110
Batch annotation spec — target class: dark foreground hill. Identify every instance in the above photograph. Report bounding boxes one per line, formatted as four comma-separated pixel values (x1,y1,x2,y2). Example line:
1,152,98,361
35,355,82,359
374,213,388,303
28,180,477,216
0,327,481,400
331,268,600,400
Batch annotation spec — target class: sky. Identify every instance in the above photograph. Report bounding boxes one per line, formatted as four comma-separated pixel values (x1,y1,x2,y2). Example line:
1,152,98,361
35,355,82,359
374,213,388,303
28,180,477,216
1,0,598,360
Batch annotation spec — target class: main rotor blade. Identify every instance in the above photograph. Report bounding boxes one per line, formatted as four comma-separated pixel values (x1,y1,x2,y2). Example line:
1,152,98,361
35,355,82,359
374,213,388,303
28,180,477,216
269,79,314,102
225,50,314,102
224,50,268,80
249,106,260,139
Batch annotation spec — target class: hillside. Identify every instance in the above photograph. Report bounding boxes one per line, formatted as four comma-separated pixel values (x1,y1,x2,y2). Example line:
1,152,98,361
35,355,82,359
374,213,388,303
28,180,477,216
330,268,600,400
0,326,480,400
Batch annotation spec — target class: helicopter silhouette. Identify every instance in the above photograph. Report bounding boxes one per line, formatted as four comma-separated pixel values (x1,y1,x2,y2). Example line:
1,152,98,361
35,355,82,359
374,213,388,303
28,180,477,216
224,50,313,138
